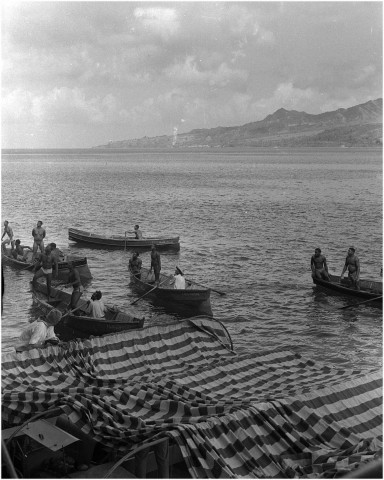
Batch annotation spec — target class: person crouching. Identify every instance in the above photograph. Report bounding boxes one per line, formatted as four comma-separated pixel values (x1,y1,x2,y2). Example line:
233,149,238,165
15,309,61,352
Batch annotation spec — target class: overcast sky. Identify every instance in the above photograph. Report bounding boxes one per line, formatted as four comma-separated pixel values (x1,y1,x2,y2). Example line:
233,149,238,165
2,1,382,149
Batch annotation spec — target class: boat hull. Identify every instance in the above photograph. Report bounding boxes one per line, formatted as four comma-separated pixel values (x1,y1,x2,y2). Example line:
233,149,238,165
2,248,92,281
130,267,212,316
313,274,382,304
68,228,180,251
32,281,144,339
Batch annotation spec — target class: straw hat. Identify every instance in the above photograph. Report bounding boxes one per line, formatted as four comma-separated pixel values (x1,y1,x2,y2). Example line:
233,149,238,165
45,309,62,326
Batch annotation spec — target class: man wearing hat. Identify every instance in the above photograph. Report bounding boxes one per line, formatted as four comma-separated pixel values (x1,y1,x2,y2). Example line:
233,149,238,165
15,309,61,352
173,266,186,289
340,247,360,289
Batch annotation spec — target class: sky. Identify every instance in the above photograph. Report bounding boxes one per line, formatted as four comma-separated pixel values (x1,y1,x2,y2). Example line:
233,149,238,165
1,1,382,149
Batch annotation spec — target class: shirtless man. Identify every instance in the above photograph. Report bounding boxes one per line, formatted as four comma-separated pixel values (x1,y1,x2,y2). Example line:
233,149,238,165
129,251,142,279
49,243,64,263
32,220,46,261
311,248,330,280
11,239,32,261
32,244,58,299
1,221,15,251
65,262,83,310
133,225,143,239
341,247,360,290
150,244,161,286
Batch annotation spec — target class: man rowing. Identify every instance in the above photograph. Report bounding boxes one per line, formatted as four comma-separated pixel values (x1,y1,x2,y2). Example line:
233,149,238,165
133,224,143,239
311,248,330,280
173,266,186,289
341,246,360,290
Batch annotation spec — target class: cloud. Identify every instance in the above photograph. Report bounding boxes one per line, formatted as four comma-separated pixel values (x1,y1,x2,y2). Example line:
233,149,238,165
352,65,378,86
164,57,248,88
134,6,179,40
2,87,121,125
1,2,382,148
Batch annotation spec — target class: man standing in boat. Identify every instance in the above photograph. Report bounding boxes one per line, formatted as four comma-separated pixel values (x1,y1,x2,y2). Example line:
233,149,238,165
32,220,46,261
150,244,161,286
65,261,83,311
32,244,58,300
311,248,330,280
340,247,360,290
1,220,15,251
129,251,142,279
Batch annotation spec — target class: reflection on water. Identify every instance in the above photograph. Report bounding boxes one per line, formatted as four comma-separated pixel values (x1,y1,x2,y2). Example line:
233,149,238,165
1,148,382,371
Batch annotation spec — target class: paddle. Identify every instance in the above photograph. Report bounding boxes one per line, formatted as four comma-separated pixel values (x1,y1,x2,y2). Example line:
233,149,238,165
130,278,168,305
20,263,35,271
186,278,226,296
60,301,89,320
339,296,383,310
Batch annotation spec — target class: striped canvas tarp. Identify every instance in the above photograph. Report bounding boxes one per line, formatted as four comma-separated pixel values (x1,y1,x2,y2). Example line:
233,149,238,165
2,317,382,478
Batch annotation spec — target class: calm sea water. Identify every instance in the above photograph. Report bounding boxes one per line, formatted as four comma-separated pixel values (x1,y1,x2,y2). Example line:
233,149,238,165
1,148,382,370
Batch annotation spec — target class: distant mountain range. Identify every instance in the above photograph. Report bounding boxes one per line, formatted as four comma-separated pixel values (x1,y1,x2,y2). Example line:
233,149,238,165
95,98,382,149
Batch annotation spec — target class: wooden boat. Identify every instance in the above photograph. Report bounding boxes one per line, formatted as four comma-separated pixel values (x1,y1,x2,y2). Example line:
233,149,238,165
32,280,144,338
129,266,212,316
68,228,180,251
2,247,92,281
313,273,382,304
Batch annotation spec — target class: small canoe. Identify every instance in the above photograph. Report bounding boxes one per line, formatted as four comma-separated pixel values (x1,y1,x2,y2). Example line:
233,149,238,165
129,266,212,316
32,280,144,338
2,247,92,281
313,274,382,304
68,228,180,251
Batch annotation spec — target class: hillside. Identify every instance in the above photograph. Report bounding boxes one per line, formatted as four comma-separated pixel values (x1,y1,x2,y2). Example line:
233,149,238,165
95,98,382,149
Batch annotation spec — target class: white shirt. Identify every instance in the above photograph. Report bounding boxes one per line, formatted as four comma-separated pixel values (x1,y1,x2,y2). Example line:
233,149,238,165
174,274,186,289
90,299,106,318
16,320,57,349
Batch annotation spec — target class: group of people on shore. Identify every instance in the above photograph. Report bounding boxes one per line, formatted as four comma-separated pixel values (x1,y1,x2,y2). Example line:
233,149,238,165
311,246,361,289
129,244,186,289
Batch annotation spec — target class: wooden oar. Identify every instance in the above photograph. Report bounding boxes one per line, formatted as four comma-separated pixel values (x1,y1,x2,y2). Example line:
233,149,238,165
339,296,383,310
186,278,226,296
130,278,168,305
60,301,89,320
19,263,35,271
